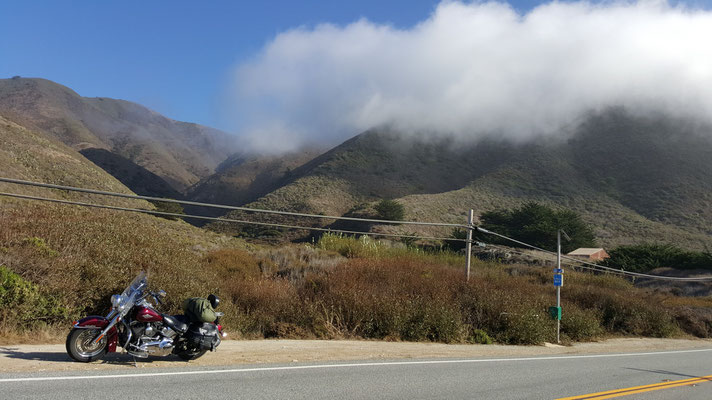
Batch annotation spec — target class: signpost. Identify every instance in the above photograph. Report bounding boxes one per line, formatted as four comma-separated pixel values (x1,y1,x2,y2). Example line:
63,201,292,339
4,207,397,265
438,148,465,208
553,273,563,287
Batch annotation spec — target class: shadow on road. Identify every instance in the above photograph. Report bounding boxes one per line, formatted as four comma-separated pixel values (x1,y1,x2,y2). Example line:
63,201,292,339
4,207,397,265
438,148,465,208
624,367,709,380
0,347,185,366
0,347,73,363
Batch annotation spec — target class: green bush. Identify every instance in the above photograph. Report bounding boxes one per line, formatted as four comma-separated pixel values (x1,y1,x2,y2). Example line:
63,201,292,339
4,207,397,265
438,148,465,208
0,265,67,330
599,295,679,337
374,199,405,221
561,306,603,341
495,308,553,345
467,328,493,344
399,300,463,342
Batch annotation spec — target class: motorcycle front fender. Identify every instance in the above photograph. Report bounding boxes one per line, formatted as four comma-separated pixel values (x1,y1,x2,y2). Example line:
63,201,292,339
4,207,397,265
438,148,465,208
73,316,118,353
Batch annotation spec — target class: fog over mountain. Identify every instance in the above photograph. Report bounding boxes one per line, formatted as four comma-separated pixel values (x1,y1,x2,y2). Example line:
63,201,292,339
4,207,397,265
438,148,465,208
231,0,712,153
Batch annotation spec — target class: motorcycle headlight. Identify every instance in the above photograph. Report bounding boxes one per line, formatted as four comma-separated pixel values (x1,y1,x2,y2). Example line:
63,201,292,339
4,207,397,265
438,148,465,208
111,294,122,309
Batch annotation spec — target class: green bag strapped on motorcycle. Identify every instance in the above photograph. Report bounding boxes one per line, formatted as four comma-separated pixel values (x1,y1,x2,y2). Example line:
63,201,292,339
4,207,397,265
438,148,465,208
182,297,217,323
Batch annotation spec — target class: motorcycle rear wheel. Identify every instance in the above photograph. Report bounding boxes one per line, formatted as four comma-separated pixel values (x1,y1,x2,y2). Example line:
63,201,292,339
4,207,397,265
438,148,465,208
66,328,107,362
176,349,207,361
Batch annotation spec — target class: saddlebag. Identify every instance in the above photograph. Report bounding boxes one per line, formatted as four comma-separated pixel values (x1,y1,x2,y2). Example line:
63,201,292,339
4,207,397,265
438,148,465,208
187,323,221,351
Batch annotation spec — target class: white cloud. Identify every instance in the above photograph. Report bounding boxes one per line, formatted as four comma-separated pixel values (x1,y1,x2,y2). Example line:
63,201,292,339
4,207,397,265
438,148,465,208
230,0,712,153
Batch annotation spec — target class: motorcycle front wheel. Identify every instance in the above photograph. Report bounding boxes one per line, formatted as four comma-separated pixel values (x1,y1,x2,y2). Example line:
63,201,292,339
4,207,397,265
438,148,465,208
66,328,108,362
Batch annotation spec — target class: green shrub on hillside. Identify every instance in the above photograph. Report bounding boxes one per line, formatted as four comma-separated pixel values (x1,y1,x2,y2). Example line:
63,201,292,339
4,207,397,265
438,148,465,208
0,265,67,330
374,199,405,221
150,201,185,220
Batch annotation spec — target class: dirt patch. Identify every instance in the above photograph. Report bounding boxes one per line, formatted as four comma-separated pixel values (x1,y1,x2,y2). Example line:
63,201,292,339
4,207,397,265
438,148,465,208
1,338,710,374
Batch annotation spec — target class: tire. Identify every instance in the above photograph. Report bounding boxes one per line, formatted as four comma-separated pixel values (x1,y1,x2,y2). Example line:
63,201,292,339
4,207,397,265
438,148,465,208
66,328,108,362
176,349,207,361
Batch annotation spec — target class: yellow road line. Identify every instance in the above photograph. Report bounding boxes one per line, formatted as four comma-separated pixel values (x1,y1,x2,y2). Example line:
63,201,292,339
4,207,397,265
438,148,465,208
557,374,712,399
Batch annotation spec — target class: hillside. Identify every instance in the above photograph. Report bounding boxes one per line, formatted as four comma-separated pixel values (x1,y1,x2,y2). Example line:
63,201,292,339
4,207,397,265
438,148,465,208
0,115,144,207
211,109,712,250
0,77,238,192
0,113,251,339
185,149,322,219
79,148,183,199
3,109,712,347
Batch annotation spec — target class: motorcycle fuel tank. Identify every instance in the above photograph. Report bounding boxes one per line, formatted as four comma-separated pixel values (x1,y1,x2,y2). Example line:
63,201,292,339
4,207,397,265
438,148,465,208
135,306,163,323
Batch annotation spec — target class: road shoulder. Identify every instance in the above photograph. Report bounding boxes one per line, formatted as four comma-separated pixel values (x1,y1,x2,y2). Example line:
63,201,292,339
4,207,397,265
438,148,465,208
1,338,710,374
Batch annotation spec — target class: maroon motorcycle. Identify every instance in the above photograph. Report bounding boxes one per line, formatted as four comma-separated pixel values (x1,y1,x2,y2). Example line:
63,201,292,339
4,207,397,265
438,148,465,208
66,271,225,362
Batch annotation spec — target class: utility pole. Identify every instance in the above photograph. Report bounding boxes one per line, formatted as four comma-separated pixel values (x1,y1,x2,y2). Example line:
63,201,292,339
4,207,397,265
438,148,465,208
556,230,561,344
465,209,473,281
552,229,569,344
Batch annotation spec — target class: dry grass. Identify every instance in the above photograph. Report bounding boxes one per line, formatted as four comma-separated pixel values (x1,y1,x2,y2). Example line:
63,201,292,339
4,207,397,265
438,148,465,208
1,202,709,345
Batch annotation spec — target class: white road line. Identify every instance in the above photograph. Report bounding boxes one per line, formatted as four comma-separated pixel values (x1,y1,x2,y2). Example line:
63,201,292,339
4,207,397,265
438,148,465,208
2,348,711,383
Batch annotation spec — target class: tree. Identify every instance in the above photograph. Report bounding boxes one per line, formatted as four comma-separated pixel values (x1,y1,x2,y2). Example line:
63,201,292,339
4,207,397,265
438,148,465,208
374,199,405,221
604,243,712,272
475,202,596,253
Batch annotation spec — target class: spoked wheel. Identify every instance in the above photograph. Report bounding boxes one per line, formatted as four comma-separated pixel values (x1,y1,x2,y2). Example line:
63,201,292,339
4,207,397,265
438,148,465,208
66,328,108,362
176,349,207,361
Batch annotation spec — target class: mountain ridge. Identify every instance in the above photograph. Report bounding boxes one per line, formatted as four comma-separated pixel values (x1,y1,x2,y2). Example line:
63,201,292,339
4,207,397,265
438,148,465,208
0,77,239,192
208,108,712,250
3,76,709,251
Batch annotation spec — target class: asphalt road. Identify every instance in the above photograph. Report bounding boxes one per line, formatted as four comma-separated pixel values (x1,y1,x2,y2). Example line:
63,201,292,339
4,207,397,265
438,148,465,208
2,349,712,399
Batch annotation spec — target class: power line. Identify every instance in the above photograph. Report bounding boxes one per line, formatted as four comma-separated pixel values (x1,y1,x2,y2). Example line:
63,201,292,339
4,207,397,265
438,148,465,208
4,177,708,280
0,191,465,243
476,227,712,282
0,177,467,229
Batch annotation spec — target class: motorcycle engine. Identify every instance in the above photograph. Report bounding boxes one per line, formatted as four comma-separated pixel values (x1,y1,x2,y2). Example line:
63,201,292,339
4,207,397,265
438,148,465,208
127,322,175,358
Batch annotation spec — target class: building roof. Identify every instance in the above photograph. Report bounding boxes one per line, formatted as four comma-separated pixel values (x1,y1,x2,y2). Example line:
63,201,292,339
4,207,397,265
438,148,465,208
567,248,607,256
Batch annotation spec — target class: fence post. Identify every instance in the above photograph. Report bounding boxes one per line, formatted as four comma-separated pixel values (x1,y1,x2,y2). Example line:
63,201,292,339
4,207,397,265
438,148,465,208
465,209,473,281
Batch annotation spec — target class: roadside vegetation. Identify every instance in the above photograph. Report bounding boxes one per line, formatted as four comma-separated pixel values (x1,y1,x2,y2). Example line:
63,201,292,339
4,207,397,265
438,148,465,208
3,202,712,346
604,243,712,272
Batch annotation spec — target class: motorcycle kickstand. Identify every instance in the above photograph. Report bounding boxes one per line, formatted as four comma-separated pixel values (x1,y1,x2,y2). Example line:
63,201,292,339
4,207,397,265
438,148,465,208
132,356,138,368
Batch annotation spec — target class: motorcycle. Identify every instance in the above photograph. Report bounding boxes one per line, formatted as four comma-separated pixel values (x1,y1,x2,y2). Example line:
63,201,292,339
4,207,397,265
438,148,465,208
66,271,225,362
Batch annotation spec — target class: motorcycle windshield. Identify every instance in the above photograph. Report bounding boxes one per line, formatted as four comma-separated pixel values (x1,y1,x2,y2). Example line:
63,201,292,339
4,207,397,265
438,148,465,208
116,271,147,315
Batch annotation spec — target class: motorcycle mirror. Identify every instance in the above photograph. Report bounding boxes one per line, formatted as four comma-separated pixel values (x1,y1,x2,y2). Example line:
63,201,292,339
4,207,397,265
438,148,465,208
157,289,167,298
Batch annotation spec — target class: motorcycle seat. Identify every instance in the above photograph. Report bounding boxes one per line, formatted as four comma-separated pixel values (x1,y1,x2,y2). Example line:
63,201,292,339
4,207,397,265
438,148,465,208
162,314,188,334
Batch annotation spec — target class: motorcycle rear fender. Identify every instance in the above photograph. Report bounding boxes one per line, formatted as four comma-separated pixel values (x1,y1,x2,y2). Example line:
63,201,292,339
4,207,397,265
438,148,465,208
73,316,118,353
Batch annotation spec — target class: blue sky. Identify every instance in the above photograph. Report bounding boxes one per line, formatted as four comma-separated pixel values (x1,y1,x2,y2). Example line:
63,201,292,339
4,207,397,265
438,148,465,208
1,0,711,137
0,0,566,131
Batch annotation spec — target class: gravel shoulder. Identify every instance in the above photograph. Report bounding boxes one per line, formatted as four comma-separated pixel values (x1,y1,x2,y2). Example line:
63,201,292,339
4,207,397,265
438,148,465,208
1,338,710,374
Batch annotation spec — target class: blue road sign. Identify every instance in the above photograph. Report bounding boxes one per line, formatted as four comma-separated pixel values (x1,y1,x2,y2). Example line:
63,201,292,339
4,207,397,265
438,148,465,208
553,268,563,274
554,274,563,287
